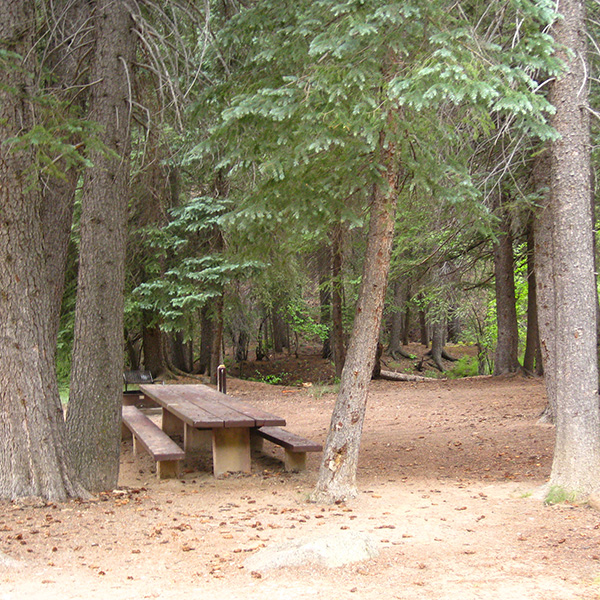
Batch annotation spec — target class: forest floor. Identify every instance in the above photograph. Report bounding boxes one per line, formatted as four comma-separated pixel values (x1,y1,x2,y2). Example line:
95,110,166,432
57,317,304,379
2,345,600,600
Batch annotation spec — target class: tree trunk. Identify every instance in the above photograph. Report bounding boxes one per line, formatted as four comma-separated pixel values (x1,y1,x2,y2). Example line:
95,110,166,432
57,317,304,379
170,331,192,373
312,138,399,503
41,0,92,342
331,223,346,377
319,246,333,359
401,284,412,346
430,319,446,372
272,308,286,354
0,0,82,501
210,295,225,385
142,319,167,378
198,306,213,374
539,0,600,498
66,0,135,492
523,219,542,375
419,305,429,347
388,279,404,356
493,202,521,375
533,146,556,420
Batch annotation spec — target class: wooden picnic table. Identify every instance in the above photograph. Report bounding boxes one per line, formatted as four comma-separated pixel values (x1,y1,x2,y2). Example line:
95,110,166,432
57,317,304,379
139,383,285,476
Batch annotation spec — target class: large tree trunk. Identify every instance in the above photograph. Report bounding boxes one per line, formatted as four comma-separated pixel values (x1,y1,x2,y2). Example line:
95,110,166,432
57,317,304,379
493,202,521,375
0,0,82,501
67,0,135,492
533,148,556,420
538,0,600,498
41,0,92,342
312,140,399,503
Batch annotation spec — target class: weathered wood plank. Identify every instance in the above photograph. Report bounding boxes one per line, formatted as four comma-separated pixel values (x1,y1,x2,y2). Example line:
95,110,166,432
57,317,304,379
122,405,185,462
256,426,322,453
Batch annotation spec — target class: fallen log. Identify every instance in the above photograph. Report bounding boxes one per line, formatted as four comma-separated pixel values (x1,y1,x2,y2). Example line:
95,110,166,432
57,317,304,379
378,369,440,382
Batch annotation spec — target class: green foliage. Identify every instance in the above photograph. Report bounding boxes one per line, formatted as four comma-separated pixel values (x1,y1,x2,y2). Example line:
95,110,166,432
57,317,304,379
447,356,479,379
130,195,264,331
248,371,290,386
284,299,330,343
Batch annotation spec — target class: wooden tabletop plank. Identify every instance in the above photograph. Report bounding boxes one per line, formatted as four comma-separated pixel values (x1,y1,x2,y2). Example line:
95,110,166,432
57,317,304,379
140,385,224,428
172,385,255,427
217,395,286,427
172,384,286,427
139,383,286,429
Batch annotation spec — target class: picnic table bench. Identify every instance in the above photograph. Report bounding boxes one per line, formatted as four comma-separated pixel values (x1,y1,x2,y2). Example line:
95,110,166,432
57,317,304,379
254,426,323,472
121,405,185,479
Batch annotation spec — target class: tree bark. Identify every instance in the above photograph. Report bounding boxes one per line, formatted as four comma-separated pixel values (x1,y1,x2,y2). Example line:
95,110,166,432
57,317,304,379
331,223,346,377
429,319,446,372
523,219,542,375
41,0,92,343
493,201,521,375
210,295,225,385
67,0,135,492
318,245,333,359
539,0,600,497
388,279,404,356
312,136,399,503
142,318,167,378
0,0,82,501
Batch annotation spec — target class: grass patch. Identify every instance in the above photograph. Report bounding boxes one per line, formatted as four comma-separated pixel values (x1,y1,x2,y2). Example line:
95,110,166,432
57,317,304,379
544,485,579,505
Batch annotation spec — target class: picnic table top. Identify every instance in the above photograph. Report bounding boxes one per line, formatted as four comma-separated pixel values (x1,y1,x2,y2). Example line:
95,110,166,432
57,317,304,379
139,383,286,429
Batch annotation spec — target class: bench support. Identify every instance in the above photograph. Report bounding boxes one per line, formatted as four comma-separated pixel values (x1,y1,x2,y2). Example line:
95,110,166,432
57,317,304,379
212,428,251,477
254,426,321,472
284,449,307,472
162,408,184,437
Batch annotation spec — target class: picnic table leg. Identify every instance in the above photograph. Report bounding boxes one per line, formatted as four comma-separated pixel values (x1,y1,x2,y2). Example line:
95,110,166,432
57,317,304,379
184,425,212,453
161,409,184,437
212,428,251,477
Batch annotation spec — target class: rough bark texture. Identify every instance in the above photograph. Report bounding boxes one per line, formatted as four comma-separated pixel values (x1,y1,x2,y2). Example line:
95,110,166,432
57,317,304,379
0,0,82,501
533,149,556,420
312,150,398,503
540,0,600,497
493,207,521,375
66,0,135,492
41,0,92,342
429,320,446,372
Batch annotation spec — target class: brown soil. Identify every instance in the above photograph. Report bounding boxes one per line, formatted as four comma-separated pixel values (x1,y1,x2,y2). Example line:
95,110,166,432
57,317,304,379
2,348,600,599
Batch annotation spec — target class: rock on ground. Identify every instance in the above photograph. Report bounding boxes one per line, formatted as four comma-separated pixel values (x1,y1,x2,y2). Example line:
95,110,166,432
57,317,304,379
244,530,380,572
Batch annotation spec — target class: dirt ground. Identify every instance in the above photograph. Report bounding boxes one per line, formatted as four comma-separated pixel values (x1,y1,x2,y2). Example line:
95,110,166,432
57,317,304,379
2,348,600,600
